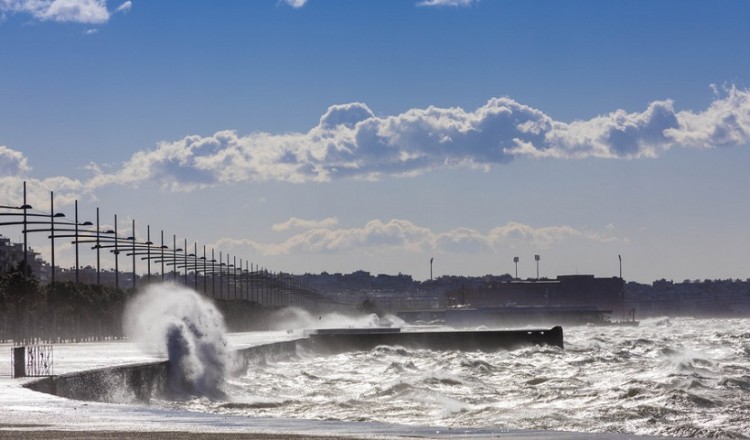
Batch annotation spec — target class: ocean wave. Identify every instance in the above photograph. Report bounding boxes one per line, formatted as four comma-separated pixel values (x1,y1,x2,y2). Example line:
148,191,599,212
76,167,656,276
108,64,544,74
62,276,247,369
155,317,750,438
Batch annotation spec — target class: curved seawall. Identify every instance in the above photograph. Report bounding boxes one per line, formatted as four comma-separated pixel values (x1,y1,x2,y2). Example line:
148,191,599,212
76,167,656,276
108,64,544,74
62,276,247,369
24,339,302,403
23,328,562,403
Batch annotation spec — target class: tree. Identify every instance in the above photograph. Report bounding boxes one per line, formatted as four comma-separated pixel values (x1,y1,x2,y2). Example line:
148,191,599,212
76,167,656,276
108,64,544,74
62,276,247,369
0,261,42,312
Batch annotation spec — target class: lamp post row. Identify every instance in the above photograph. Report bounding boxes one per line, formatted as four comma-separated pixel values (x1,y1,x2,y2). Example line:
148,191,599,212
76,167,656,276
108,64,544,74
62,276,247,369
0,183,286,304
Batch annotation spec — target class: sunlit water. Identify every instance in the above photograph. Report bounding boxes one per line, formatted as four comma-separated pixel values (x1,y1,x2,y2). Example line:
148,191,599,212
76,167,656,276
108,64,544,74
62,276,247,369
156,317,750,438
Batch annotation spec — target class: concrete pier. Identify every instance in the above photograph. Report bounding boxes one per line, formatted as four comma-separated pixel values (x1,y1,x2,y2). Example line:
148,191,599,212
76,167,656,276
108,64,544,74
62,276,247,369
308,326,564,353
24,327,563,403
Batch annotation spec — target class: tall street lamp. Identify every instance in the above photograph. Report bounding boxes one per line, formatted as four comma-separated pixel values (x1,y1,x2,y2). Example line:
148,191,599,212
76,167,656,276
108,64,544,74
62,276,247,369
535,254,540,279
513,256,519,279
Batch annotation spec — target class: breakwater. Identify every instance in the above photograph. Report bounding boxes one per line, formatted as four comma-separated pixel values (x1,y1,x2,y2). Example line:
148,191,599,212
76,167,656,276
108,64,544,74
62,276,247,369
23,327,562,403
24,339,302,403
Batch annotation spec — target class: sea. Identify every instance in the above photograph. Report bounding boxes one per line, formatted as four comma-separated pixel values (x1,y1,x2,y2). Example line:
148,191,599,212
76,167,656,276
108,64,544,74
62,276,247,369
153,314,750,439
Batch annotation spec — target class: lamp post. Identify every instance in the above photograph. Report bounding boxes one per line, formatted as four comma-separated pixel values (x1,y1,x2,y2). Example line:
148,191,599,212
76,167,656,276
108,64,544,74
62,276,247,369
3,194,71,286
211,249,216,297
128,219,136,290
194,242,199,291
618,254,622,279
513,256,519,279
146,225,152,281
218,251,223,298
0,188,33,274
47,226,104,284
184,238,188,286
96,208,101,284
535,254,540,279
430,257,434,281
114,215,119,290
23,181,28,269
202,245,207,294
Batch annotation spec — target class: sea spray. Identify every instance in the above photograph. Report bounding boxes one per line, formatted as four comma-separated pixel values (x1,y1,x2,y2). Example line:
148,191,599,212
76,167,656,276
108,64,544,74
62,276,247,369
123,283,231,398
264,307,405,330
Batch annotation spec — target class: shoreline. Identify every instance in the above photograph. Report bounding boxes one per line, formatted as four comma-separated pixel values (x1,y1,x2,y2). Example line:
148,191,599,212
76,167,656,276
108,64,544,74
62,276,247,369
3,428,356,440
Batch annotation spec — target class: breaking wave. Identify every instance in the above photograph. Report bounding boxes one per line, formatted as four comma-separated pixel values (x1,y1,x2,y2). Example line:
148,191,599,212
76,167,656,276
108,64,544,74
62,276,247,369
123,283,231,398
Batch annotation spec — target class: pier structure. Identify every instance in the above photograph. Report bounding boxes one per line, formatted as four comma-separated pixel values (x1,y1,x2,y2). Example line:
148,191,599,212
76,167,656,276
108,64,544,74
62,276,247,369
23,326,564,401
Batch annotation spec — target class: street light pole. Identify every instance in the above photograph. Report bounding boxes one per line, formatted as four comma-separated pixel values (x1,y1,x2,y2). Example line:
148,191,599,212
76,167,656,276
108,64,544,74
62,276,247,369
535,254,540,279
146,225,151,281
50,192,55,288
96,208,101,285
430,257,434,281
184,238,188,286
74,200,79,283
114,214,119,290
172,235,177,281
132,219,136,291
513,256,519,279
218,251,223,298
160,230,165,281
23,181,28,270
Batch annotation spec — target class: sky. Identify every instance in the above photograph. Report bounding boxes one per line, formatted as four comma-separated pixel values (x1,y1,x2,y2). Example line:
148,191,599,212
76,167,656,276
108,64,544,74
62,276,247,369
1,0,749,283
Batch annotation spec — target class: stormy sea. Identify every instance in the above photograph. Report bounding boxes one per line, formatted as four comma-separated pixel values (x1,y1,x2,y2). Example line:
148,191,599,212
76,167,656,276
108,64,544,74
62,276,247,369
148,308,750,439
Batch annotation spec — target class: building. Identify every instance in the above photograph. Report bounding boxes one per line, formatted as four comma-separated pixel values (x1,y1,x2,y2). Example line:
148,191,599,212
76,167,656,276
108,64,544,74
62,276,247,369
0,235,46,279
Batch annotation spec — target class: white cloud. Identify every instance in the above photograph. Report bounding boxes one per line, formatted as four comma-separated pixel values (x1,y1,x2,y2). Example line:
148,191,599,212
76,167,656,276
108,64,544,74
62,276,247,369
0,145,31,176
417,0,476,7
82,86,750,192
115,0,130,13
0,176,88,212
282,0,307,8
272,217,339,232
213,218,623,258
0,0,123,24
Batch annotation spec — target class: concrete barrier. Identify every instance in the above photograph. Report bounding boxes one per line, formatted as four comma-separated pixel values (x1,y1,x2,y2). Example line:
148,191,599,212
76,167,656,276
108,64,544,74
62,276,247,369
24,339,303,403
23,328,563,403
308,326,564,354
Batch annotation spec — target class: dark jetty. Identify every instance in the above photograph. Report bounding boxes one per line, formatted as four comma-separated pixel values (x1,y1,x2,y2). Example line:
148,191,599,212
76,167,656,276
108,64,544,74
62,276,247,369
308,326,563,353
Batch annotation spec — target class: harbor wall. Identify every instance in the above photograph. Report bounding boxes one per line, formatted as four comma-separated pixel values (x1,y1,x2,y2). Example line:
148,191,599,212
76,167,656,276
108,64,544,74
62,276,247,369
23,329,562,403
23,339,302,403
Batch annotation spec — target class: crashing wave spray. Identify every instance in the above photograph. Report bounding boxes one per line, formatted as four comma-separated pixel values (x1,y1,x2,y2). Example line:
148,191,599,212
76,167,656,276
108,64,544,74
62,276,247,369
265,307,405,330
123,283,231,398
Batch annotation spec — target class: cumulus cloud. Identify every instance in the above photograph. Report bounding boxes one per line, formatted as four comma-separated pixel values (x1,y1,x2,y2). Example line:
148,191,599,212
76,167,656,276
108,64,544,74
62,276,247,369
213,218,622,258
282,0,476,7
0,176,88,212
0,146,91,208
0,145,31,176
83,86,750,192
272,217,339,232
418,0,476,7
0,0,125,24
281,0,307,8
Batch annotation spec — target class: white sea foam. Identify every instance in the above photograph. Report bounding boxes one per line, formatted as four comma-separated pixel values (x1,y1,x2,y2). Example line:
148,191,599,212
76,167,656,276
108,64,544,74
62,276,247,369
194,317,750,438
263,307,402,330
123,282,231,398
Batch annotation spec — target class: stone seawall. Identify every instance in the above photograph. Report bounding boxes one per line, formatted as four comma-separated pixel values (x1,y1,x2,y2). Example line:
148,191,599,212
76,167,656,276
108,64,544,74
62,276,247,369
23,328,562,403
24,339,304,403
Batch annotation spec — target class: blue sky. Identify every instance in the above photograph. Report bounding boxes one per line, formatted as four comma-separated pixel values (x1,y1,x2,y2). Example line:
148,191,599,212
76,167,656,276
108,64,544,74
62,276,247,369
1,0,749,283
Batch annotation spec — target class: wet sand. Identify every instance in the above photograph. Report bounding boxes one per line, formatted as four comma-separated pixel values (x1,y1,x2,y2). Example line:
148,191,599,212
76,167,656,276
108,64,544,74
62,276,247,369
0,427,357,440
